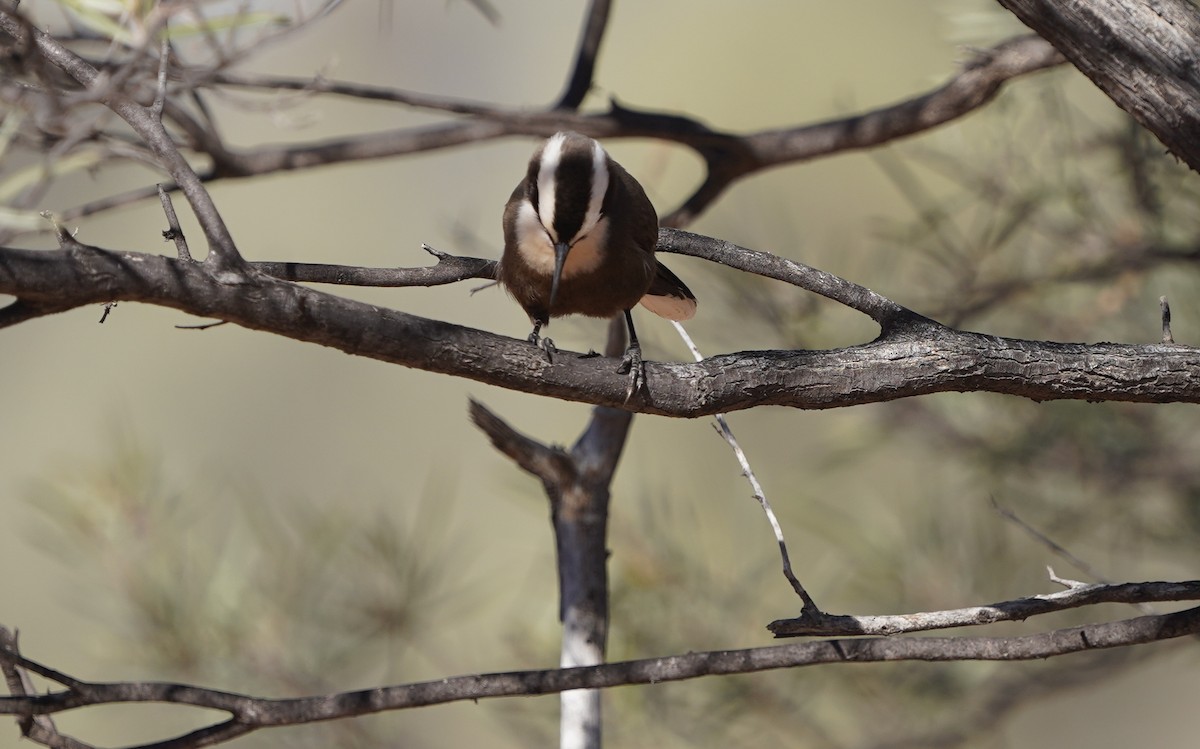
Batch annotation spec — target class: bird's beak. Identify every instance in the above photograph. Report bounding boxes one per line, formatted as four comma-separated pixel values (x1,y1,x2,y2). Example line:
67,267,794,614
549,240,570,311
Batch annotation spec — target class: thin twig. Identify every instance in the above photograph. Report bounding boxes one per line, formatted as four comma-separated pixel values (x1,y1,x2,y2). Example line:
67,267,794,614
671,320,819,613
1161,295,1174,343
151,30,170,119
766,580,1200,637
0,9,248,271
0,627,73,747
157,184,191,261
989,495,1109,583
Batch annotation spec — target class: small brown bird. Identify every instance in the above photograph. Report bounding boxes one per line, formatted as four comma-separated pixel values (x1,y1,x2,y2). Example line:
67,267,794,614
499,131,697,397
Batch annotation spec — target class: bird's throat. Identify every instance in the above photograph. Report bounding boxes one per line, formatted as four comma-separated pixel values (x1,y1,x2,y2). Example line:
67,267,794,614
513,200,608,281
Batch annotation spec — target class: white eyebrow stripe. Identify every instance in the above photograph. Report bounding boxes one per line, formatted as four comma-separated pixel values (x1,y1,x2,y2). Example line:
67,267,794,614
584,139,609,237
536,133,567,242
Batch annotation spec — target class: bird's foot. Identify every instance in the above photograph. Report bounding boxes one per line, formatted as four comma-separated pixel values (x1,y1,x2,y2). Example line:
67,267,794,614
581,349,601,359
617,343,645,402
527,330,556,363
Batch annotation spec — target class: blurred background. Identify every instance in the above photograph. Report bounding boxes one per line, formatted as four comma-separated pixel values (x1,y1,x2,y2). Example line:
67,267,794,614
3,1,1199,747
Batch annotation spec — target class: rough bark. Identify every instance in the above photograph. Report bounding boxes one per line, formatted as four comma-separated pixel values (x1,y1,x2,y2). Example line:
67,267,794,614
996,0,1200,171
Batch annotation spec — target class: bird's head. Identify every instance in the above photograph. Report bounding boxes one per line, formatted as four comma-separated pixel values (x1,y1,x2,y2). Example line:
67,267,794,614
519,131,611,309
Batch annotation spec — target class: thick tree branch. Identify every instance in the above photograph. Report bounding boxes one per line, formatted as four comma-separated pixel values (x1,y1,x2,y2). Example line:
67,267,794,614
996,0,1200,172
1,231,1198,415
470,321,634,749
469,400,576,487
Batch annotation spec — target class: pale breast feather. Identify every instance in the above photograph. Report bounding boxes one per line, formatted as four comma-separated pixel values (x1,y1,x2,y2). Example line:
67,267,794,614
513,199,556,274
514,199,607,279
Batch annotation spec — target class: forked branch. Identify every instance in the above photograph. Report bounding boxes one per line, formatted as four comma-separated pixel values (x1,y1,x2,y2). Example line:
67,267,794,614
1,230,1198,414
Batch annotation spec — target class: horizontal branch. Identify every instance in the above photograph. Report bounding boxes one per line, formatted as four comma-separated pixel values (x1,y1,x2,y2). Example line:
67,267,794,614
253,245,496,287
768,579,1200,637
2,231,1199,415
58,35,1063,227
3,604,1199,744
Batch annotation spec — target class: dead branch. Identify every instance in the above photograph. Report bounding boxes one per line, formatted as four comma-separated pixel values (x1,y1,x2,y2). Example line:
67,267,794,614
3,601,1199,749
49,34,1064,228
767,579,1200,637
996,0,1200,172
2,229,1198,414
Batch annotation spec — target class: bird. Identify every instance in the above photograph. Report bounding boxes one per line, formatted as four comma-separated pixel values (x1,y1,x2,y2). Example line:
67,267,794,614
498,131,697,399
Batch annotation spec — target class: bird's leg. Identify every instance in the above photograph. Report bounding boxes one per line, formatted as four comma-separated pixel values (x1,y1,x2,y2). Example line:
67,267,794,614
527,320,556,363
616,309,645,401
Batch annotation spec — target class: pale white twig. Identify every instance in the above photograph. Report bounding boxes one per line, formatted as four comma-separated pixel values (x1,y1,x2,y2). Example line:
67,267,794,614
671,321,818,612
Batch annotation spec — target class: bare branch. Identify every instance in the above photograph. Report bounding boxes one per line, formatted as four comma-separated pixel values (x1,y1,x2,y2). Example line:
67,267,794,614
995,0,1200,172
150,32,169,119
656,229,926,331
672,321,819,611
0,628,85,749
0,8,246,270
55,35,1063,229
0,298,68,327
157,184,191,262
470,344,633,749
1,231,1199,414
468,399,575,485
4,603,1199,731
555,0,611,110
253,245,495,287
990,496,1112,585
1161,295,1174,344
767,580,1200,637
665,35,1065,225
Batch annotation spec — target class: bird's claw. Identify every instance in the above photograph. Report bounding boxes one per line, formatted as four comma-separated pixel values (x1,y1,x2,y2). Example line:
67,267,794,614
527,329,557,363
618,344,645,402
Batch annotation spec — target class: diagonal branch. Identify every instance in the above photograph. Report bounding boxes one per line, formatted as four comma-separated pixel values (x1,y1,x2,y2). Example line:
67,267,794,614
995,0,1200,172
665,34,1065,225
0,8,246,271
554,0,612,110
0,628,87,749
